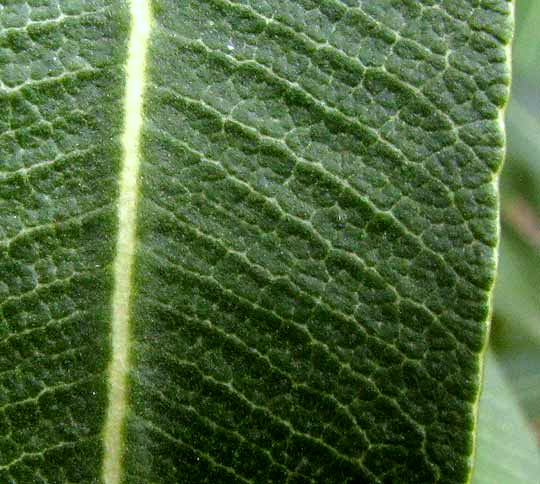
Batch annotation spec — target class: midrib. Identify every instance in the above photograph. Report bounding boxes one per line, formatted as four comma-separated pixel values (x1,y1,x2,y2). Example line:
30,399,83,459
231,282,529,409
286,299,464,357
102,1,151,483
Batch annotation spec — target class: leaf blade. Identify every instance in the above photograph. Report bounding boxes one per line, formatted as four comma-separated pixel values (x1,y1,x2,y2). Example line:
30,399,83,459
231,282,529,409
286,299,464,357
0,3,129,482
0,1,513,483
124,1,513,482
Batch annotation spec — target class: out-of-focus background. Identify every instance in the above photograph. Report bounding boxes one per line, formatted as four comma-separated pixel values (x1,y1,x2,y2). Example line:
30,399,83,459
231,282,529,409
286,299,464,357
473,1,540,482
492,0,540,431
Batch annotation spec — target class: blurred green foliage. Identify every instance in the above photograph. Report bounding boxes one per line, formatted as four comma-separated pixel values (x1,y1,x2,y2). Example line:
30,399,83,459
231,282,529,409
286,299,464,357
493,0,540,435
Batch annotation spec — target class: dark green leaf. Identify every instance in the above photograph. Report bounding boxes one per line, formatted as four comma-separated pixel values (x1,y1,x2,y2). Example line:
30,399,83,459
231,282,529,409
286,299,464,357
0,1,512,483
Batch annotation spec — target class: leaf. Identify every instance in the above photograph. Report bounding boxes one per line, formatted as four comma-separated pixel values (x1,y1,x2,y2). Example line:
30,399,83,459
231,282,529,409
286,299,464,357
0,1,512,483
472,350,540,484
492,0,540,431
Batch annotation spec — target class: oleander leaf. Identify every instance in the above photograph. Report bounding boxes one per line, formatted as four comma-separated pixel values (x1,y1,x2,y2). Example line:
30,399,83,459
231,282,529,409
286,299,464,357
0,1,512,483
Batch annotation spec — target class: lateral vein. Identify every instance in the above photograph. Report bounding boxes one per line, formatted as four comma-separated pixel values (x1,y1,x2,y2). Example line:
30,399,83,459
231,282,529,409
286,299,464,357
103,1,151,483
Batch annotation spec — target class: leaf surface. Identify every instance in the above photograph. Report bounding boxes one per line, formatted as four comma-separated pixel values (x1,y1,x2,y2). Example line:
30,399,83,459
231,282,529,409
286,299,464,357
0,1,512,483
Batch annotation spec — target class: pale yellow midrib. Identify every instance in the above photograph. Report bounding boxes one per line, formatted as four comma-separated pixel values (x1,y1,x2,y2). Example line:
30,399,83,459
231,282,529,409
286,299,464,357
102,1,151,483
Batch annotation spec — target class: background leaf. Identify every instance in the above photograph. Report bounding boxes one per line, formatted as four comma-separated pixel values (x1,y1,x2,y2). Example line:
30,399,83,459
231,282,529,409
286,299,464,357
473,0,540,481
473,351,540,484
489,0,540,452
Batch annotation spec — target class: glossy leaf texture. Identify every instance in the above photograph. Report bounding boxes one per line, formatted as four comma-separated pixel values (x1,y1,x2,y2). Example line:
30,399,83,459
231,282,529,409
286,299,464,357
0,1,512,483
